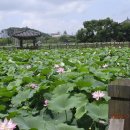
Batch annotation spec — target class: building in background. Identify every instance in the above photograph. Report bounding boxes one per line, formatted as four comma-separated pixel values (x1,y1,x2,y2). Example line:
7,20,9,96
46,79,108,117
51,32,61,37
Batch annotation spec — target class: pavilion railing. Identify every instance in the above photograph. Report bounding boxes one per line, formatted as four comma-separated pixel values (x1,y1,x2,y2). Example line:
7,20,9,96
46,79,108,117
0,42,130,49
40,42,130,49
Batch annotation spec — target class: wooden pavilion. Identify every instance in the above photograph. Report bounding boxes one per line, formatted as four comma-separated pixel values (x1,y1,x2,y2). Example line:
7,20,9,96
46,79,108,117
11,27,41,48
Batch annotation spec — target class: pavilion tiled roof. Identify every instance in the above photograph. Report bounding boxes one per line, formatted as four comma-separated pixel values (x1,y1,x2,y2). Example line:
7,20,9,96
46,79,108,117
7,27,41,39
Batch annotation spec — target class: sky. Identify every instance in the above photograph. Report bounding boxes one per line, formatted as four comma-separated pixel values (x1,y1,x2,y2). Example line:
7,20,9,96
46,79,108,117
0,0,130,34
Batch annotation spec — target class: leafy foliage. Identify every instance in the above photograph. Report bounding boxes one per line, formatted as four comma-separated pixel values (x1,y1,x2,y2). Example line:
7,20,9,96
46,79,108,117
0,47,130,130
76,17,130,42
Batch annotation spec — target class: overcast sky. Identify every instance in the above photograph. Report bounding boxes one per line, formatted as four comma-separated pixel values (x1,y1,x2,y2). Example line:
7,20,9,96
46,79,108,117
0,0,130,34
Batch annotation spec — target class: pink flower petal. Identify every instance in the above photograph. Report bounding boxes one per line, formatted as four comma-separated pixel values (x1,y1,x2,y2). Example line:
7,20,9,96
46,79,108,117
44,99,48,106
56,67,65,73
92,91,105,100
0,118,16,130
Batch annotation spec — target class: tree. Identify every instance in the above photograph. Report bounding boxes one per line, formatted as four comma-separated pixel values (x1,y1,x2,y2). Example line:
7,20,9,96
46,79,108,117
63,30,67,35
76,17,129,43
59,35,76,43
76,29,87,43
59,35,68,43
83,20,98,42
121,22,130,41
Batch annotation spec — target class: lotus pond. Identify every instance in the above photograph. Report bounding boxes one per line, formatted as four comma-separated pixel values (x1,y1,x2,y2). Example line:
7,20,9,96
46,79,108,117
0,47,130,130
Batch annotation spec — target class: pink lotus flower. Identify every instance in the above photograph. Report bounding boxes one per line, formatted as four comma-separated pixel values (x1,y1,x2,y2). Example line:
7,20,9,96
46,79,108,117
56,67,65,74
0,118,16,130
44,99,48,106
92,91,105,100
29,83,38,89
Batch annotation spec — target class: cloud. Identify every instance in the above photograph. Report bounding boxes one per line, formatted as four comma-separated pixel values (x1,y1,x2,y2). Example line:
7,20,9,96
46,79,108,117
0,16,3,21
0,0,129,34
0,0,90,33
0,0,88,14
21,16,83,34
0,0,50,13
46,1,88,15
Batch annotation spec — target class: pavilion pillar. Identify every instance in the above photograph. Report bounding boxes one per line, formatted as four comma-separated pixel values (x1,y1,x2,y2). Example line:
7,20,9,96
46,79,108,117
33,38,36,47
19,39,23,48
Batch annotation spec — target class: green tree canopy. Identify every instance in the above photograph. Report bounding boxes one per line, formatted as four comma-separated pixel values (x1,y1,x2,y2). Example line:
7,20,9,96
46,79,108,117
76,17,130,43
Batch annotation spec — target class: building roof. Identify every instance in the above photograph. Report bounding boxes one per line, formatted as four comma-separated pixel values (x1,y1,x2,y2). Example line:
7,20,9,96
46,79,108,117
7,27,41,39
